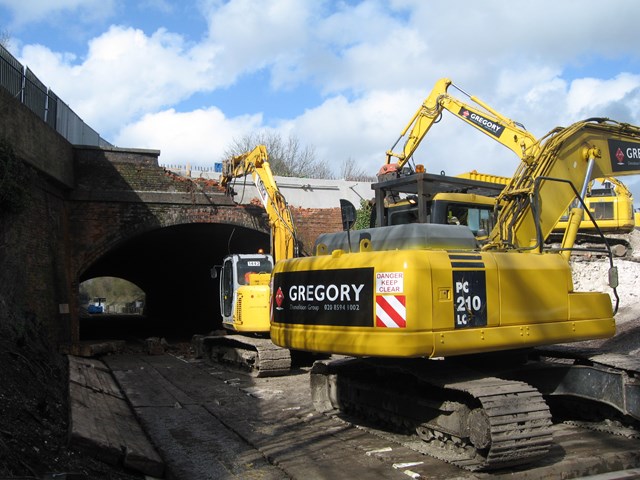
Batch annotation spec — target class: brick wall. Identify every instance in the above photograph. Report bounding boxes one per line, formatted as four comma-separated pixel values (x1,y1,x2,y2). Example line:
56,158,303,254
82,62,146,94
0,164,72,345
0,86,74,187
292,207,343,255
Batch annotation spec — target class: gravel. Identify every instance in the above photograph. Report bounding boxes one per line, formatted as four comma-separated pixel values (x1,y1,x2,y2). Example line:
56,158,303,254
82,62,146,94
570,228,640,354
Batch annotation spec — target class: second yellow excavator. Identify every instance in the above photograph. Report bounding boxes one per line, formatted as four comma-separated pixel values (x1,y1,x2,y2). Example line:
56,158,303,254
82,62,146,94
374,76,635,252
458,170,636,254
203,145,298,376
552,177,636,253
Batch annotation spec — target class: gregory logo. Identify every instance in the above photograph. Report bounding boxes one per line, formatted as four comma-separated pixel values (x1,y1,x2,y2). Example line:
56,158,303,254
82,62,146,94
609,138,640,172
272,268,374,326
457,107,505,138
274,287,284,310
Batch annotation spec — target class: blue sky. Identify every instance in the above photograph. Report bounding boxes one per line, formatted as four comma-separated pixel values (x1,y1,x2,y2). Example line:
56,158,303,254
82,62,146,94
2,0,640,200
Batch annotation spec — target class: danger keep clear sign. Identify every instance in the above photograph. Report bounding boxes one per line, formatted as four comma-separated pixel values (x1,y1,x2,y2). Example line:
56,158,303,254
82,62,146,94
376,271,403,294
375,272,406,328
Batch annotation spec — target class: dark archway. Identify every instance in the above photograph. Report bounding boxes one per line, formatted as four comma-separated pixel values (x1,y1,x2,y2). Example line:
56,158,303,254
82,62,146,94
79,223,269,340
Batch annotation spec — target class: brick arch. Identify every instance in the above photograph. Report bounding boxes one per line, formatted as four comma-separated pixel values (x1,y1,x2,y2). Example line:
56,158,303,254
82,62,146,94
70,202,272,342
72,202,269,281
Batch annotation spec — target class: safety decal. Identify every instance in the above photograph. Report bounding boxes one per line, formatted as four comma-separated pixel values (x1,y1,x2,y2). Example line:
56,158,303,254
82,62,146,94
376,271,403,294
375,295,406,328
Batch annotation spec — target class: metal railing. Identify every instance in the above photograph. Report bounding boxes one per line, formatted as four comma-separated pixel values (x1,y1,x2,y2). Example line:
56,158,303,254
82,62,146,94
0,44,111,147
161,163,222,178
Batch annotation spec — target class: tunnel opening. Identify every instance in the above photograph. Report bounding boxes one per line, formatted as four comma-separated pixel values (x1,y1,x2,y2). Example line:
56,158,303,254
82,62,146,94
78,222,269,342
79,276,147,340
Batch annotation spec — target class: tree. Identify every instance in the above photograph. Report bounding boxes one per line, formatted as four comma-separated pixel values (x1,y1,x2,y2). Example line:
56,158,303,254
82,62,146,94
340,157,375,181
223,132,334,179
0,29,10,49
354,198,373,230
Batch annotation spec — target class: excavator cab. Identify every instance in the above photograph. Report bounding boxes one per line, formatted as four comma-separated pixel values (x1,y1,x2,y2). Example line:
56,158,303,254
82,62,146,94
554,178,635,234
374,170,504,238
219,253,273,332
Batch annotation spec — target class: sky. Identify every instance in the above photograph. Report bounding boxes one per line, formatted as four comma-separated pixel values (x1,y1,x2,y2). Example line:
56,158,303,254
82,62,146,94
2,0,640,200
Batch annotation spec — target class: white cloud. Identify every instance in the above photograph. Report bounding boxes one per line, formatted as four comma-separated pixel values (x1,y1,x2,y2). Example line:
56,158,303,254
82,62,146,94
19,25,227,134
114,107,264,165
8,0,640,194
200,0,314,86
566,74,640,122
110,68,640,182
282,89,422,173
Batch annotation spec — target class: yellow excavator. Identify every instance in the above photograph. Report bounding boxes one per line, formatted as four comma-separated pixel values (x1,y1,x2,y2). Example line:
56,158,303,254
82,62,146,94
271,110,640,470
553,175,635,236
205,145,298,376
374,78,536,237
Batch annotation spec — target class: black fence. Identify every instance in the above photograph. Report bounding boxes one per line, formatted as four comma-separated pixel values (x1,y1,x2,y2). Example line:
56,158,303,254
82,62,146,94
0,44,111,147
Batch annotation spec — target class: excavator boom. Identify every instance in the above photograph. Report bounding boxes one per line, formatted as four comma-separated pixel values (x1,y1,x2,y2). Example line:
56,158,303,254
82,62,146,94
386,78,538,169
221,145,298,262
487,119,640,253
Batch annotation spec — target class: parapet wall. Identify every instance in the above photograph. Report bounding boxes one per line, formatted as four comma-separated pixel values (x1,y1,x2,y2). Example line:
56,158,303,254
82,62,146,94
0,87,74,187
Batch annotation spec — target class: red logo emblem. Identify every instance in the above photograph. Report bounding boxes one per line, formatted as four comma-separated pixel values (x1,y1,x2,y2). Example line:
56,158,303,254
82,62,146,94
616,147,625,164
275,287,284,308
462,109,470,118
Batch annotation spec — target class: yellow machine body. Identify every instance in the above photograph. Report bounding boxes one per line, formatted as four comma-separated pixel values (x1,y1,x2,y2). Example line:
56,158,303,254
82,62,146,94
223,274,272,333
554,177,635,234
271,247,613,358
219,253,274,333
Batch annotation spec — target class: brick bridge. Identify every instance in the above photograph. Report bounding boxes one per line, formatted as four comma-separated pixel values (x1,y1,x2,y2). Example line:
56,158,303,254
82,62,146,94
0,87,343,347
70,146,344,340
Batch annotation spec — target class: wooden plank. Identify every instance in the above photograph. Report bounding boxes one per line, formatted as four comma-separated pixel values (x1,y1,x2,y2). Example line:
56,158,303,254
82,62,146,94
66,355,164,477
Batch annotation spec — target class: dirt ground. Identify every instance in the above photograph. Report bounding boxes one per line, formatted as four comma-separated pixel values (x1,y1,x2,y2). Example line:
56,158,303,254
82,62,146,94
1,231,640,478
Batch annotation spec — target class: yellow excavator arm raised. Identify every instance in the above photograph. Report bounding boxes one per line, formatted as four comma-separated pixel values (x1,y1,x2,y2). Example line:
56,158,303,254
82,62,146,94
487,119,640,254
386,78,538,169
220,145,298,262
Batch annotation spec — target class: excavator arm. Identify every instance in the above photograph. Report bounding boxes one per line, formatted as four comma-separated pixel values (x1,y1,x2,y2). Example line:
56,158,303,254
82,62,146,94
592,175,634,200
386,78,538,169
486,118,640,253
220,145,298,262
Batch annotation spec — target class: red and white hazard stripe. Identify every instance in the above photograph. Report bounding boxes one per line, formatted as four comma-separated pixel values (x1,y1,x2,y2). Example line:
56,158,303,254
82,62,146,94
375,295,406,328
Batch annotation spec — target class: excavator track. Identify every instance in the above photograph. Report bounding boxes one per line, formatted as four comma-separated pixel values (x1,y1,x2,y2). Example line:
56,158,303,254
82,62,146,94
311,358,552,471
203,334,291,377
